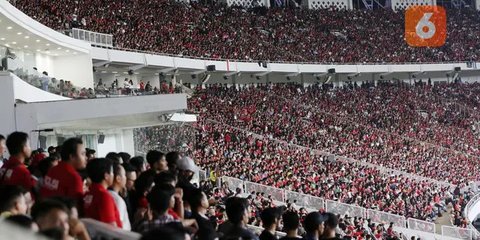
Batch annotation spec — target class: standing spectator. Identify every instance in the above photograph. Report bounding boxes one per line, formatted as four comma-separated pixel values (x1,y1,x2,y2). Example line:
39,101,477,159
260,207,281,240
304,212,327,240
83,158,122,228
280,211,303,240
321,213,340,240
41,138,86,202
145,150,168,175
86,148,96,161
135,184,182,233
222,197,258,240
40,71,50,91
0,132,35,192
0,185,28,218
189,187,218,240
0,134,6,168
166,151,181,175
109,163,132,231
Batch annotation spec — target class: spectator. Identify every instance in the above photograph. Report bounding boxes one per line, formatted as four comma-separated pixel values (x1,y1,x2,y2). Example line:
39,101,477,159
222,197,258,240
136,184,182,233
47,146,56,156
31,199,70,240
124,163,137,192
189,187,218,240
304,212,327,240
130,156,147,176
83,158,122,228
106,152,123,165
85,148,96,161
0,185,28,218
41,138,86,202
109,163,132,231
260,207,281,240
166,151,181,174
280,211,302,240
321,213,340,240
0,132,35,192
145,150,168,174
0,134,6,167
41,71,50,92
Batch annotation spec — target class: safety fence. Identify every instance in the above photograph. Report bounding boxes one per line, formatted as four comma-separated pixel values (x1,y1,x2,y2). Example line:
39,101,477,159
442,225,473,240
407,218,436,234
214,175,472,239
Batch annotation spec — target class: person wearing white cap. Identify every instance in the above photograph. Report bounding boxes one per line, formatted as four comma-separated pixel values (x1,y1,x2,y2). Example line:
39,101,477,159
176,156,199,219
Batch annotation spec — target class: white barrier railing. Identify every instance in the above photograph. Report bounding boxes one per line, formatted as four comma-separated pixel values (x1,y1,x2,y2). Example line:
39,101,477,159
442,225,473,240
325,200,367,219
244,181,285,202
222,176,246,193
285,190,324,211
407,218,436,234
367,209,406,228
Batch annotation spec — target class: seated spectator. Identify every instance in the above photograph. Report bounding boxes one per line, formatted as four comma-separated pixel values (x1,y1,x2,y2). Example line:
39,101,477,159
83,158,122,228
41,138,86,202
304,212,327,240
222,197,258,240
260,207,282,240
145,150,168,175
31,199,70,240
321,213,340,240
0,185,28,218
109,162,132,231
0,132,35,192
280,211,303,240
188,187,218,240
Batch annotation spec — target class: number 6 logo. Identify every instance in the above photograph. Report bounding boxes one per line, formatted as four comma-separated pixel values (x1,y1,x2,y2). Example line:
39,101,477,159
405,6,446,47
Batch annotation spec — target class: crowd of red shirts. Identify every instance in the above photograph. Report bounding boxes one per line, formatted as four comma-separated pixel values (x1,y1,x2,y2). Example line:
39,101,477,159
12,0,480,63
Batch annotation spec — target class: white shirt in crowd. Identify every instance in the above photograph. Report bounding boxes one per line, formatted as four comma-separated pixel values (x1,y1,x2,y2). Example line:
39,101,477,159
108,190,131,231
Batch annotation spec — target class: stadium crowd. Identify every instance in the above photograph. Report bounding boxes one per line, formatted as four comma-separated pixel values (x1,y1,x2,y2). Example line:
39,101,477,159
0,131,411,240
12,0,480,63
188,83,480,185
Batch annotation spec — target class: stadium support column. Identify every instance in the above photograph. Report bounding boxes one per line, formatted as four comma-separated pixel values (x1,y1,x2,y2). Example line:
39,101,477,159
300,73,305,86
232,74,237,88
266,73,270,84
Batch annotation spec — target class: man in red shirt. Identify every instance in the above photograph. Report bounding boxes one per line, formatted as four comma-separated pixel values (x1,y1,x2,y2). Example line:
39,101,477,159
40,138,86,202
83,158,122,228
0,132,34,191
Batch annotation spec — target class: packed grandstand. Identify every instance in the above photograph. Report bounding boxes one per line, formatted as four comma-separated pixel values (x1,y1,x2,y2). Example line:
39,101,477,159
1,0,480,240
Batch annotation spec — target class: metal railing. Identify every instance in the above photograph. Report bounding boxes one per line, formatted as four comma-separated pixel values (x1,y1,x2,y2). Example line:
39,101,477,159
70,28,113,47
